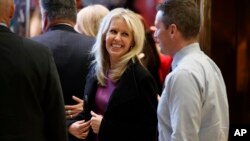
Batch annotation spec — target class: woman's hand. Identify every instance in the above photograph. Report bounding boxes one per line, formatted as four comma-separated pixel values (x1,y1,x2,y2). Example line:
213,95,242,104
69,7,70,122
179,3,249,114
68,120,90,139
90,111,103,134
65,96,84,119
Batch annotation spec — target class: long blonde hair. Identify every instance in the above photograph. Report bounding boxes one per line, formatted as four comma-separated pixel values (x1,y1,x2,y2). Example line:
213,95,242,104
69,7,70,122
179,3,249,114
91,8,145,86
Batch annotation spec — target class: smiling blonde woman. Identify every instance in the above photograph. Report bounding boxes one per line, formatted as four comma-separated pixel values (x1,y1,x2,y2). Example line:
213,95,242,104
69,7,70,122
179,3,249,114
68,8,158,141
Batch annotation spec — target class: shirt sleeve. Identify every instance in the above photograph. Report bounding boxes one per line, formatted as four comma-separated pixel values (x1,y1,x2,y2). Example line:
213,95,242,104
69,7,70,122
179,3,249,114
167,69,202,141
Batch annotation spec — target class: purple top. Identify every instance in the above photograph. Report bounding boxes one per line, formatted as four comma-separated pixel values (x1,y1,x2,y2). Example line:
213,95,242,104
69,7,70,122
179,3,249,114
94,76,116,141
95,77,116,115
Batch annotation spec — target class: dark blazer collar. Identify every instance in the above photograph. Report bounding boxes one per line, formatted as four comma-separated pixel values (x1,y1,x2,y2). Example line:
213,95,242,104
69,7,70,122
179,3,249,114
48,24,77,33
84,60,138,117
85,59,140,107
0,25,12,33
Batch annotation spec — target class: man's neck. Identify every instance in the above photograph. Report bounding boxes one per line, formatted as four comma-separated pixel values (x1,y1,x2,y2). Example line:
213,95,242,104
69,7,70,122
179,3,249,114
48,19,75,28
0,22,8,27
43,19,75,32
0,18,9,27
171,37,198,57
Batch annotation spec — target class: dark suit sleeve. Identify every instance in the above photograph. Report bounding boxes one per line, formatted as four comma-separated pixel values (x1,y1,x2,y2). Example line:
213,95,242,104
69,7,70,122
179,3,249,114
43,53,68,141
65,65,95,128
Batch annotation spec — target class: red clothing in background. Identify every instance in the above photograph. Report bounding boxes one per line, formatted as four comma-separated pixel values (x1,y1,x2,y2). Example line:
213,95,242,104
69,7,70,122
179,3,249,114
158,54,172,85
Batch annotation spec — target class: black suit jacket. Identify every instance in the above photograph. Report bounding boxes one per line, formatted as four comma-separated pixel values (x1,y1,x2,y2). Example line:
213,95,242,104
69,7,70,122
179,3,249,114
83,59,158,141
0,26,67,141
32,25,95,105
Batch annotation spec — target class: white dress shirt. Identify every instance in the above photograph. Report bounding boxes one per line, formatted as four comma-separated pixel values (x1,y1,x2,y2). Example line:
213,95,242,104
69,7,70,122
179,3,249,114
158,43,229,141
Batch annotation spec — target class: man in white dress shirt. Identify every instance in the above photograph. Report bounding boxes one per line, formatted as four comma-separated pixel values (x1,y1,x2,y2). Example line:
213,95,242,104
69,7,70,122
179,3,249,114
154,0,229,141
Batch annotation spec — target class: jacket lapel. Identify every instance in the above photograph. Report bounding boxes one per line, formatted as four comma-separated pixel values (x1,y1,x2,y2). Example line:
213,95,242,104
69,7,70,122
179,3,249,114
85,61,141,114
84,67,98,120
107,61,140,108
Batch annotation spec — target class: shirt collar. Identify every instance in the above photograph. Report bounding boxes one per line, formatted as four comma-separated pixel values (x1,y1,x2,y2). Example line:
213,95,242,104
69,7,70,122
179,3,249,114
0,22,8,27
172,42,200,70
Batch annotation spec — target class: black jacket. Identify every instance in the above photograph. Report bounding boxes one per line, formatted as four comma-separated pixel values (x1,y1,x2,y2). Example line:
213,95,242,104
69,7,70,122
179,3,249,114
0,25,67,141
32,24,95,105
83,59,158,141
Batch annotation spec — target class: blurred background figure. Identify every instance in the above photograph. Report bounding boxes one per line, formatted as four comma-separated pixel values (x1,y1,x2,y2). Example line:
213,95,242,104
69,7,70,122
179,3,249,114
10,0,27,36
76,0,83,10
75,4,109,37
83,0,162,29
84,0,130,10
149,26,172,91
138,14,172,94
0,0,67,140
157,45,172,91
29,0,42,37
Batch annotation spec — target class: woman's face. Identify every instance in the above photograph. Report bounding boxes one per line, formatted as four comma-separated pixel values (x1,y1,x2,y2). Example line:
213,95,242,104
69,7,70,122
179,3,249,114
105,18,134,64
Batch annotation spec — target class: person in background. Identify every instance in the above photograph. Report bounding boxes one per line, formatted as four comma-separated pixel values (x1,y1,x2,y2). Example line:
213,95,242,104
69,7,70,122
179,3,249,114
76,0,83,10
157,50,172,88
0,0,67,141
84,0,131,10
138,14,172,94
32,0,95,140
154,0,229,141
75,4,109,37
68,8,158,141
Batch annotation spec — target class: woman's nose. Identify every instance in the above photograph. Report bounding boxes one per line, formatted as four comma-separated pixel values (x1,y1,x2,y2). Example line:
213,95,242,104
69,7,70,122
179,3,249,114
114,33,121,41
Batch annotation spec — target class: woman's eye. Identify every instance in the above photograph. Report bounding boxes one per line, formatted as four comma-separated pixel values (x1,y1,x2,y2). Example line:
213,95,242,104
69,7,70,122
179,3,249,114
122,32,129,37
110,29,117,34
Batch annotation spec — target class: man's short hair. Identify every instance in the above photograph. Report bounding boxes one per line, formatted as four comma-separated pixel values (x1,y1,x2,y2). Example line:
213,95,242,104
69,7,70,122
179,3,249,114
157,0,200,39
40,0,77,22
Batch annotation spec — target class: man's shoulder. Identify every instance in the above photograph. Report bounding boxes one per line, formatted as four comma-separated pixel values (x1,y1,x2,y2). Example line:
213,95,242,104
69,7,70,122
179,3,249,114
32,30,95,45
23,37,51,56
0,29,49,53
1,35,51,63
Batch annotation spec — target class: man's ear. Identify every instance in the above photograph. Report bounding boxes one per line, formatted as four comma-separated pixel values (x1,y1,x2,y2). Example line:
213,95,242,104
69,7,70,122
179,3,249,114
169,24,177,38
